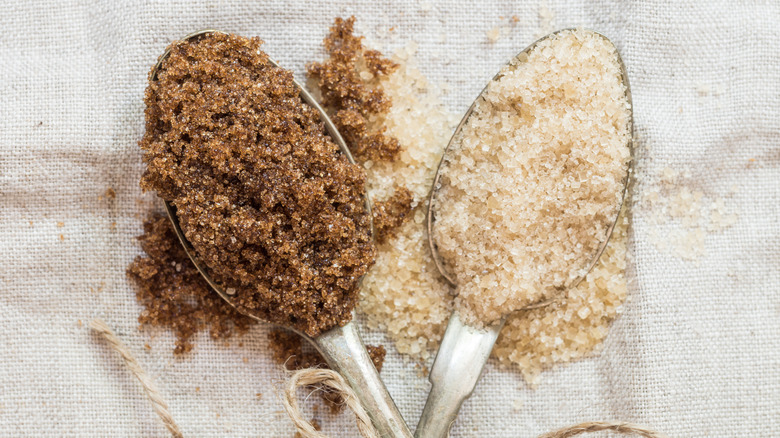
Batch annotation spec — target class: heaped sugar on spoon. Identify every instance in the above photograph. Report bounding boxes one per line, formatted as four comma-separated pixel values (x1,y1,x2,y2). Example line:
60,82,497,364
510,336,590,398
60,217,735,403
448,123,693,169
141,31,412,438
417,29,633,438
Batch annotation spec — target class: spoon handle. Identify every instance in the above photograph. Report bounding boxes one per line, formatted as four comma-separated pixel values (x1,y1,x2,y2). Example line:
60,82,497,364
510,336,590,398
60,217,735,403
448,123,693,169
314,321,413,438
415,312,505,438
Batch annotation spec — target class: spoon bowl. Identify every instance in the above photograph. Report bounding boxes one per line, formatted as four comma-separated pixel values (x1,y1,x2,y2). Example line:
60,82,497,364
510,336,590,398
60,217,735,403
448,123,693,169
151,30,412,438
416,29,634,438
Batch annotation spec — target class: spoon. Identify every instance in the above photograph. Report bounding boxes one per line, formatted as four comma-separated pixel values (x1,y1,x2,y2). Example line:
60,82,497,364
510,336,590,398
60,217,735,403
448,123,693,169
415,29,634,438
151,30,413,438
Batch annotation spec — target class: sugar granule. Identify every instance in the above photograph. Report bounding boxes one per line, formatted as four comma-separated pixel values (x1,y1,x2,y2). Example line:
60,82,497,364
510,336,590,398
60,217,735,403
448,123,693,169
432,29,631,326
487,27,502,43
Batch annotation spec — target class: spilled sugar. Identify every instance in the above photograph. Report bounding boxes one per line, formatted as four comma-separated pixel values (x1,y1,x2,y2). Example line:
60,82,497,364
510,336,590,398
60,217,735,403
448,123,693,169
487,27,504,43
495,210,629,385
358,43,458,359
642,166,738,261
536,4,555,38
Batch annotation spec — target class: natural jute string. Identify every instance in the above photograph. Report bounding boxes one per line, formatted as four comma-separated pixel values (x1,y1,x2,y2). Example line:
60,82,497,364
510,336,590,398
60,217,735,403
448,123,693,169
536,421,668,438
283,368,378,438
91,319,668,438
90,319,184,438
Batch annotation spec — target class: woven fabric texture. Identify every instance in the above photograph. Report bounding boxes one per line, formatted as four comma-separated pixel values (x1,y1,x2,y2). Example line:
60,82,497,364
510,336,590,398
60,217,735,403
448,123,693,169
0,1,778,436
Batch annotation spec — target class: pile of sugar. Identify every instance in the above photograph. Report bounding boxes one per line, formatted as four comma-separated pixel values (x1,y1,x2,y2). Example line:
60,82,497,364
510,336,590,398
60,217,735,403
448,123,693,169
139,33,375,337
356,43,459,359
432,29,631,325
355,40,631,380
306,16,415,246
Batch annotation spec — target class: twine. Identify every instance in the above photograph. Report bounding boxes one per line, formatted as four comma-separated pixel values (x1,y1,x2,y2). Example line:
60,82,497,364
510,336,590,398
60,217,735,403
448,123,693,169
90,319,668,438
90,319,184,438
536,421,668,438
283,368,378,438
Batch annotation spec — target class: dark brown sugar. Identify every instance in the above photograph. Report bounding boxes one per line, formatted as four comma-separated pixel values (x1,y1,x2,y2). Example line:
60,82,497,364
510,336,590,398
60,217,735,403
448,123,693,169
295,419,321,438
128,214,255,354
268,329,326,370
372,185,413,243
308,17,401,162
139,32,375,337
365,344,387,373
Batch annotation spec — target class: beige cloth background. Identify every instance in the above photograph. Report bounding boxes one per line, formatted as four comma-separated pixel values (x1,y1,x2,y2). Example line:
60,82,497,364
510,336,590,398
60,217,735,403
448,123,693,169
1,0,778,436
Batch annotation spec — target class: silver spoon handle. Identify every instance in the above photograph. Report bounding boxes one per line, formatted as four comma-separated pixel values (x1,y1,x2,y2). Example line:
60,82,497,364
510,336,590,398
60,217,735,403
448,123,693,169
415,312,505,438
314,321,413,438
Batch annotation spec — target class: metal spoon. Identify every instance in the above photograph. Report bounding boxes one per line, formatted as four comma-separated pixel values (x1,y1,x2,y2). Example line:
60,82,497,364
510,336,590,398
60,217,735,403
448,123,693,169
415,29,634,438
151,30,413,438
